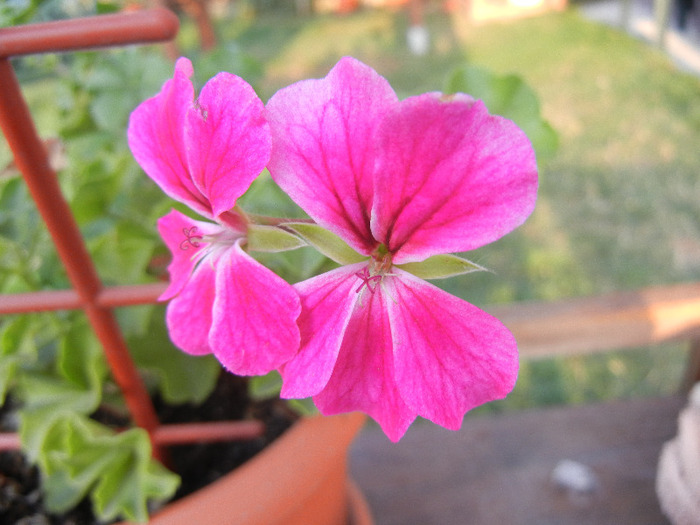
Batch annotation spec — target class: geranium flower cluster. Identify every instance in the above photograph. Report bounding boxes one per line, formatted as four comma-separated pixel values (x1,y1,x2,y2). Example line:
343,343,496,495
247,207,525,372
128,56,538,441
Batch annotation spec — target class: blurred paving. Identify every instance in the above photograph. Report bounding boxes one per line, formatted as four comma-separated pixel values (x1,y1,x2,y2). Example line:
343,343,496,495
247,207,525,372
580,0,700,75
350,396,684,525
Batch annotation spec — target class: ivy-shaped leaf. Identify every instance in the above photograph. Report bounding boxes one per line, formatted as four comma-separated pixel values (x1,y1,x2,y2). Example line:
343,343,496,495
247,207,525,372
0,354,19,406
19,321,105,461
88,221,158,286
129,307,220,405
58,321,107,392
19,377,101,463
41,414,179,523
0,313,65,404
0,316,35,404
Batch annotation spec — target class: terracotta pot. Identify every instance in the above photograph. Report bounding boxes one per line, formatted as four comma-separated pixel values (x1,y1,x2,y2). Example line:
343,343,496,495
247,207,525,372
122,412,372,525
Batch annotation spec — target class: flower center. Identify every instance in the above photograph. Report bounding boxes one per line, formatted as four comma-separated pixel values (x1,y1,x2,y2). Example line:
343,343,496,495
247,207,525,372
354,247,393,295
354,266,383,294
178,225,245,274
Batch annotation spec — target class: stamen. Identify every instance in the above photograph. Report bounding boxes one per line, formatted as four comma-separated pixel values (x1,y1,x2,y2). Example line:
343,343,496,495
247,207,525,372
179,226,204,250
355,266,383,294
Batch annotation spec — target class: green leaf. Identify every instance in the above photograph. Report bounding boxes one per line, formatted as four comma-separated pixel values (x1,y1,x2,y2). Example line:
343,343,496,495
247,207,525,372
91,430,179,523
284,222,367,265
58,323,107,392
40,414,179,523
0,316,37,360
88,222,156,285
130,307,220,405
0,0,33,26
67,160,120,224
248,370,283,400
237,171,304,218
253,244,331,283
96,1,121,14
0,315,66,404
445,65,558,161
19,379,101,463
116,304,155,340
397,254,487,280
90,89,137,132
18,320,106,462
287,398,319,416
41,416,115,512
0,352,20,406
247,224,306,253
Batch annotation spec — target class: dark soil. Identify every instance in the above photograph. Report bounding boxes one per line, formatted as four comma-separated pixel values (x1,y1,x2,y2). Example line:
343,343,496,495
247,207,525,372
0,372,298,524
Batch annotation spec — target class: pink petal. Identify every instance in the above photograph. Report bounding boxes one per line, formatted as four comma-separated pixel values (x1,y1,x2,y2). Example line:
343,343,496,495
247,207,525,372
127,57,211,218
279,263,365,398
371,93,538,264
208,241,301,375
387,269,518,430
165,262,216,356
157,209,224,301
314,283,416,442
266,57,398,255
185,73,271,218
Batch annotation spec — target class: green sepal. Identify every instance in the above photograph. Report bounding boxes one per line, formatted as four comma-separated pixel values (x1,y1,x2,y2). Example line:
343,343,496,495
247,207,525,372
397,254,487,280
283,222,366,265
247,223,307,253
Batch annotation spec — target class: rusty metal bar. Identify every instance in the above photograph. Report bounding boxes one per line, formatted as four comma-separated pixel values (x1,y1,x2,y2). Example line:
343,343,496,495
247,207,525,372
0,9,270,461
0,432,21,451
0,289,82,314
0,8,179,57
152,421,266,446
98,282,168,307
0,56,163,456
0,11,181,461
0,420,265,451
0,282,168,314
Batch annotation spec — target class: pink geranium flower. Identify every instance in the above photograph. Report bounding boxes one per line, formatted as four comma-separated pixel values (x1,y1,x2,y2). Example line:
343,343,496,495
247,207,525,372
128,57,301,375
266,57,538,441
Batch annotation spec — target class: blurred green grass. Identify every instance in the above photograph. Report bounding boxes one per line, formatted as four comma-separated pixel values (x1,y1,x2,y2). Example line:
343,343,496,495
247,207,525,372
222,4,700,291
217,3,700,411
7,2,700,413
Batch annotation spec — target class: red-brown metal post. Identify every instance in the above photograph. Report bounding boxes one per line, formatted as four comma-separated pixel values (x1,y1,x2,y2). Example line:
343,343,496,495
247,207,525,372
0,9,265,460
0,55,164,457
0,9,180,461
0,8,179,57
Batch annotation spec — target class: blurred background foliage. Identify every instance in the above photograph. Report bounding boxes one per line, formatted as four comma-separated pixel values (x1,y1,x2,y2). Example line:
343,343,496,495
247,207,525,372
206,0,699,410
1,1,699,516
